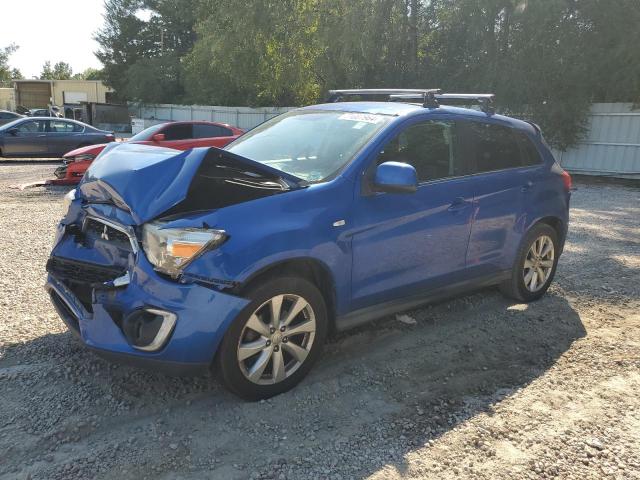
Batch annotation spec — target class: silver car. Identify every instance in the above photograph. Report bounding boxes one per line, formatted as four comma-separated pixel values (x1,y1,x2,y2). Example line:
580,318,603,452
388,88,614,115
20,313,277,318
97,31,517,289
0,117,115,158
0,110,24,126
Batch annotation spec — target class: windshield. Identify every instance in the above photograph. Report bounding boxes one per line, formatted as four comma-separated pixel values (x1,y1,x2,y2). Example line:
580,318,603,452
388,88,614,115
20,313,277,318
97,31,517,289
225,110,392,182
129,123,166,142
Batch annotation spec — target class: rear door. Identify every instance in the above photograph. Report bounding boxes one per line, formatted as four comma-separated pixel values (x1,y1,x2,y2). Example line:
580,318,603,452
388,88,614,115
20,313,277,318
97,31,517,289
2,119,48,155
351,119,475,309
463,121,541,276
47,120,85,156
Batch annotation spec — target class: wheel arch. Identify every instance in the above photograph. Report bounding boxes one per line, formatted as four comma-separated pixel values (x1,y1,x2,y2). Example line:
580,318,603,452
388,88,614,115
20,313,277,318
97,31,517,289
529,215,566,252
235,257,338,332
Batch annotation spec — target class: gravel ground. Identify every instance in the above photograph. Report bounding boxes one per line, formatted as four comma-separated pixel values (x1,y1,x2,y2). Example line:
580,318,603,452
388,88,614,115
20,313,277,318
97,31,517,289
0,163,639,480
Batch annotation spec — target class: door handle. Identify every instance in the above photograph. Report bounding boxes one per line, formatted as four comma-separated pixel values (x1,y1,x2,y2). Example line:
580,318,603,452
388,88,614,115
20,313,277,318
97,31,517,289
447,197,471,212
521,180,534,192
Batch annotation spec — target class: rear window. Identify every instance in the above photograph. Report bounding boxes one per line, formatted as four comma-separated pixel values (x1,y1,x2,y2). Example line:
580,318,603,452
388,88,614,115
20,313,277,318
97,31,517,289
468,122,522,173
193,124,232,138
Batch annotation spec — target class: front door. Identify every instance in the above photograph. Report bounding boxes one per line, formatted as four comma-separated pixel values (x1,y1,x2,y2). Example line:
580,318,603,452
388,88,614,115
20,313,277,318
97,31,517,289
350,119,474,310
3,119,48,155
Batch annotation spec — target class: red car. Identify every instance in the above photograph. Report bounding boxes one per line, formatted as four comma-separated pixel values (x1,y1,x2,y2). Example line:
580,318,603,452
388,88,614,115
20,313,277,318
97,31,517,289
54,121,244,184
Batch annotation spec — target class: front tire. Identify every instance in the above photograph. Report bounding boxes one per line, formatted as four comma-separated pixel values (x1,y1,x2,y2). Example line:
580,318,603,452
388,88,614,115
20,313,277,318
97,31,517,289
500,224,559,302
217,276,328,400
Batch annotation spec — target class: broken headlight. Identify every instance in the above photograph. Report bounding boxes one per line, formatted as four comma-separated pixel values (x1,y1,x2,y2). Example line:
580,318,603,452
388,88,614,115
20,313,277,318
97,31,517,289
62,189,76,216
141,222,227,277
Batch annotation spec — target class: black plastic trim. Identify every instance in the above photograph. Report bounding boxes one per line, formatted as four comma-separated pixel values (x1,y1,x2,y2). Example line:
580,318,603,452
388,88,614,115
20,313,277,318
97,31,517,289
87,347,209,376
336,271,510,331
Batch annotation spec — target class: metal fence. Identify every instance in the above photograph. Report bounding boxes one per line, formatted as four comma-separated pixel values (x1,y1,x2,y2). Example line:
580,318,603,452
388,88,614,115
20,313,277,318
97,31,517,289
131,102,640,179
553,103,640,178
128,103,295,131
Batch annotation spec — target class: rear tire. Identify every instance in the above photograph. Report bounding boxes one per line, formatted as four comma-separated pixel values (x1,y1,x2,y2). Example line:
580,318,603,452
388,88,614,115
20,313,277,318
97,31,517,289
499,224,559,302
217,276,327,400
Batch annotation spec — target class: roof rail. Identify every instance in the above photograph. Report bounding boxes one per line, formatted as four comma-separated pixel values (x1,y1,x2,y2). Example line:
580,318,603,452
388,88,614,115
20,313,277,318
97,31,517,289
327,89,442,108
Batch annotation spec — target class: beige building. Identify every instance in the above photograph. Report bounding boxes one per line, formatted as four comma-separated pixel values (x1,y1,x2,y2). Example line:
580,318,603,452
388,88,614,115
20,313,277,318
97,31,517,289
0,87,16,111
13,80,113,109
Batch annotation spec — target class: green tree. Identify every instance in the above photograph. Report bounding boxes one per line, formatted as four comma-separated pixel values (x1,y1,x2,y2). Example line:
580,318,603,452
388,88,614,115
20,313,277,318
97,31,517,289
40,61,73,80
125,54,182,102
94,0,640,148
72,68,104,80
95,0,197,102
0,44,19,84
184,0,325,106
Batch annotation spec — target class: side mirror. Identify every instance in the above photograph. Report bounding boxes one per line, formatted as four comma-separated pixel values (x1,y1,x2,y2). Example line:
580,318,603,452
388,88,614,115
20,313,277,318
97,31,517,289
374,161,418,194
151,133,166,142
8,128,18,136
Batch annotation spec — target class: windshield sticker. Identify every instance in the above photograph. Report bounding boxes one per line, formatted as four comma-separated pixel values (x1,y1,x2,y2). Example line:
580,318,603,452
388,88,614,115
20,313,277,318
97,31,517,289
338,113,385,124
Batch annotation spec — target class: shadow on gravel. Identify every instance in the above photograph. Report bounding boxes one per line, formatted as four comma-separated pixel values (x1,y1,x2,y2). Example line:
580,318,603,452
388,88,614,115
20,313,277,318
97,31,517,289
0,289,586,479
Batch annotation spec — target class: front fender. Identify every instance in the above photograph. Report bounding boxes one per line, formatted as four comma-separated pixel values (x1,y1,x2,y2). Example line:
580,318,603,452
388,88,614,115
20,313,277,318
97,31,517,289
179,180,354,315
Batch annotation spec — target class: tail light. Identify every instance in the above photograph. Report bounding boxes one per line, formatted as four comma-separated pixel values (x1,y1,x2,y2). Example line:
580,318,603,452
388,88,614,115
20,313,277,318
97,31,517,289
561,170,572,191
106,134,115,141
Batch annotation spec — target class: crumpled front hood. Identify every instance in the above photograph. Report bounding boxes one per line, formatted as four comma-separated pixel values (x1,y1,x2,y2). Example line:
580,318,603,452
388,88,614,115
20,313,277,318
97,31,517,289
77,143,305,225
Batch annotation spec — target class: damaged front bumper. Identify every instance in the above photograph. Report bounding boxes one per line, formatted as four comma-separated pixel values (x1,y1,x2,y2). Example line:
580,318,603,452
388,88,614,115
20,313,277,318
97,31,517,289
45,214,250,375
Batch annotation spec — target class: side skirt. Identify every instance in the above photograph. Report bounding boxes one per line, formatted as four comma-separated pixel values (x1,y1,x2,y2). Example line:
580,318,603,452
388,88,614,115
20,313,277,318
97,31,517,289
336,271,511,332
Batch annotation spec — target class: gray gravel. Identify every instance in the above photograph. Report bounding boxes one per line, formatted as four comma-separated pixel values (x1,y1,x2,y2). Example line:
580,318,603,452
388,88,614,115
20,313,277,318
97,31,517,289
0,163,639,480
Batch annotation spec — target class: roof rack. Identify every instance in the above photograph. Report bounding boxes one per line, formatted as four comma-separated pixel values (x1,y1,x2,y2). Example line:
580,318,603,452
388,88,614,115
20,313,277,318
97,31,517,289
437,93,495,115
389,92,496,114
327,89,496,114
327,89,441,108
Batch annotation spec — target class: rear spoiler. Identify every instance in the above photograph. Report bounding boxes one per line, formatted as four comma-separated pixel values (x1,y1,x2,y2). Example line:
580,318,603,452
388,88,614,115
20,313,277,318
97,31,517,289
525,121,543,136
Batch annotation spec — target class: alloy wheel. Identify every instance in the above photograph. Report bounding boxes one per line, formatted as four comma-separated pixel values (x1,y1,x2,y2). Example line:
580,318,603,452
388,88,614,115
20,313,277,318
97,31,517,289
237,294,316,385
523,235,555,292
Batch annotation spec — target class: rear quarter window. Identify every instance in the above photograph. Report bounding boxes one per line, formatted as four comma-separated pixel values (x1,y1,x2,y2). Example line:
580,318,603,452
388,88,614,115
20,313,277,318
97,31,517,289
516,133,544,166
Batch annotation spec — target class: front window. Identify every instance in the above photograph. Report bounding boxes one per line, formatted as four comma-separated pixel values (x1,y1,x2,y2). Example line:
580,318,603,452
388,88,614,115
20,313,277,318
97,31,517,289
226,110,392,182
376,120,461,182
16,120,48,133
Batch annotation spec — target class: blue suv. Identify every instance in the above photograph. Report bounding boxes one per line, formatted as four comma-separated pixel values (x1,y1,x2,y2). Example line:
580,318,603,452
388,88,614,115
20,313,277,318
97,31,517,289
46,89,571,399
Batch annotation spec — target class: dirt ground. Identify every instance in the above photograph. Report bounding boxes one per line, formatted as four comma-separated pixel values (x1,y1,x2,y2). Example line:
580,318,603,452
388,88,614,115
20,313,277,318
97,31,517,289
0,163,638,480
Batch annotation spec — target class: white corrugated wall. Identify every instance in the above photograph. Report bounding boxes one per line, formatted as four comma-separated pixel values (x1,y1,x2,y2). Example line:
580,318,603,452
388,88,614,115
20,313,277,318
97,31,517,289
129,104,295,131
553,103,640,178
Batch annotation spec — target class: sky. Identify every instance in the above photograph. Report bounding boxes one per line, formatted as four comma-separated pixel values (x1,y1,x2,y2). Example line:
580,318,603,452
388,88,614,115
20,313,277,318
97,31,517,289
0,0,106,78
